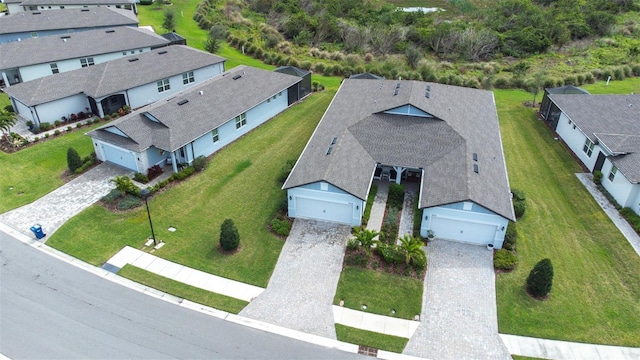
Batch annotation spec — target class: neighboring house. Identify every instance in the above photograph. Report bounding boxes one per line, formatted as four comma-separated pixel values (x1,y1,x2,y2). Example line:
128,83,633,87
546,93,640,215
0,26,168,86
3,45,226,126
0,7,139,43
5,0,136,14
161,32,187,46
283,79,515,248
274,66,311,101
86,65,303,174
539,85,589,129
349,72,384,80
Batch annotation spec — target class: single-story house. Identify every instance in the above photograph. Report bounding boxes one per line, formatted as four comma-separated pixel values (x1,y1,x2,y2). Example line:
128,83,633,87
283,79,515,248
5,0,136,15
539,85,589,129
0,7,139,44
0,26,168,86
87,65,303,174
3,45,225,126
547,93,640,215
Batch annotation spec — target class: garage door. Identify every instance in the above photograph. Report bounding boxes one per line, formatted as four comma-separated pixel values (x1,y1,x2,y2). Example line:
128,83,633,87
430,216,497,245
102,144,137,171
295,197,353,224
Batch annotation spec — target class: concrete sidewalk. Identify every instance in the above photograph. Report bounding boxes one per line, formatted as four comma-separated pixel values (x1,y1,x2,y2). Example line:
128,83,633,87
576,173,640,257
104,246,264,302
501,334,640,360
333,306,420,339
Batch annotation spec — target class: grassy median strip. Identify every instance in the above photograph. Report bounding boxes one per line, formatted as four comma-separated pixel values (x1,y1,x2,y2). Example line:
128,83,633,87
118,264,248,313
48,91,333,287
334,267,423,320
335,324,408,353
495,82,640,346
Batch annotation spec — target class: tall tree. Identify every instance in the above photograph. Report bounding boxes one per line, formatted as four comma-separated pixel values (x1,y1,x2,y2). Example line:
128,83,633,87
162,8,175,33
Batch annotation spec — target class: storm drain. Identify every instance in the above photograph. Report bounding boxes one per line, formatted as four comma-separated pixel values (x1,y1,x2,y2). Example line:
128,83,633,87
358,345,378,357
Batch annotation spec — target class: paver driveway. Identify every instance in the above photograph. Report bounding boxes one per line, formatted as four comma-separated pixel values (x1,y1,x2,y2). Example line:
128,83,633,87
403,240,512,360
239,219,350,339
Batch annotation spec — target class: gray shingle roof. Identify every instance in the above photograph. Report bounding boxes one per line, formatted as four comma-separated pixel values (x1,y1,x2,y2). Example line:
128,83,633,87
3,45,225,106
550,94,640,183
0,26,168,70
20,0,134,5
87,66,302,153
283,79,515,220
0,8,138,35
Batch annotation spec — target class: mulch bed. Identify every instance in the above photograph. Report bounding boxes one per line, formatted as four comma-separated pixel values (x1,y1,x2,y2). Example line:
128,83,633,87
343,246,426,281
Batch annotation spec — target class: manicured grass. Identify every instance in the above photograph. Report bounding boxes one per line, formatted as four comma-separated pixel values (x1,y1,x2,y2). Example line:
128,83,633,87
333,267,423,320
118,264,248,313
494,83,640,346
47,91,334,287
581,78,640,94
335,324,408,353
0,123,100,213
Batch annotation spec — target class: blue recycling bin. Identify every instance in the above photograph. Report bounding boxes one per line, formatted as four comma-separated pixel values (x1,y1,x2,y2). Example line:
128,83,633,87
30,224,46,239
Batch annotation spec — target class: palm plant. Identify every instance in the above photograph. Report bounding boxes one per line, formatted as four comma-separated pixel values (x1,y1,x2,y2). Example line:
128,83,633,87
0,110,17,140
354,228,380,256
398,234,426,266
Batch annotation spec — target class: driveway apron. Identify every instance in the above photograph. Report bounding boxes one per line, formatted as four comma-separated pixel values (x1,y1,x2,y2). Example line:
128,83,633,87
0,162,130,239
403,240,511,360
239,219,350,339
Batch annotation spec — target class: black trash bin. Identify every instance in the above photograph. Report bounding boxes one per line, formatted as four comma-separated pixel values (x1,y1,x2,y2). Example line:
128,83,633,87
30,224,46,239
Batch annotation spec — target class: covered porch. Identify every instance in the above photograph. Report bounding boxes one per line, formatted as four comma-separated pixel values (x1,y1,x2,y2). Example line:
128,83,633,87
373,165,422,184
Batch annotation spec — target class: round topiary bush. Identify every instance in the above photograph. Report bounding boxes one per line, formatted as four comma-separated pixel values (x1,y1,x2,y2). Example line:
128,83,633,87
219,218,240,251
526,258,554,299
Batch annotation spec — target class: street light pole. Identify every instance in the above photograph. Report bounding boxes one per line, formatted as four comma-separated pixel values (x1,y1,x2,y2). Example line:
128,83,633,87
140,189,157,246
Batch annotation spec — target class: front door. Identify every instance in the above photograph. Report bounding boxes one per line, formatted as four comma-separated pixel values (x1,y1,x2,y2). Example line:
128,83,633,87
594,152,606,173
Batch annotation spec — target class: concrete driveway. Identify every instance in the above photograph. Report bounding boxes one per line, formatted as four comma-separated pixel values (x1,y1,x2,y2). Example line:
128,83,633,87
239,219,351,339
403,240,512,360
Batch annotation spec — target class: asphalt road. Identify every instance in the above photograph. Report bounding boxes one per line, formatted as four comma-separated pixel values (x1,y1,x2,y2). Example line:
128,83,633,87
0,231,364,359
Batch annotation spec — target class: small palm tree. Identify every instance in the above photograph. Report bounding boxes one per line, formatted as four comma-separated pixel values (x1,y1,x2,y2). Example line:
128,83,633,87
398,234,426,266
354,228,380,256
0,110,17,140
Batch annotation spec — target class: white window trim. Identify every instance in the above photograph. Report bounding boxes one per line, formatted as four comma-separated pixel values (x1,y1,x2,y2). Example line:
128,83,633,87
212,128,219,143
583,138,594,157
157,78,170,93
235,113,247,129
182,71,194,85
608,166,617,182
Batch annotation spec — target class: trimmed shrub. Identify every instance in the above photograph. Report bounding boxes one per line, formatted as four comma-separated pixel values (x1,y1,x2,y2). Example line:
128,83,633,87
116,195,142,210
278,159,296,184
44,133,50,138
270,218,291,236
101,189,123,204
376,243,404,265
133,172,149,183
346,237,360,251
193,155,207,171
219,218,240,251
514,201,526,218
67,147,83,173
110,175,140,196
511,188,526,201
39,122,51,132
504,222,517,251
54,130,61,136
620,207,640,234
362,184,378,225
593,171,603,184
494,249,517,270
526,258,554,298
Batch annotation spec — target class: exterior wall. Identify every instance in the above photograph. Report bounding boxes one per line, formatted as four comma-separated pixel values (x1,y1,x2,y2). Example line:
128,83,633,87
420,202,509,248
0,25,137,43
33,94,89,125
555,112,600,171
22,4,134,12
18,47,151,82
125,63,224,109
287,183,364,226
601,159,640,214
12,98,37,123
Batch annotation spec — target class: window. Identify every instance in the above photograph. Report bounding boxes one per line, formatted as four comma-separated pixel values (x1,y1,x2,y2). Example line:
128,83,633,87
130,50,135,55
122,52,127,55
608,166,618,182
138,49,143,53
50,63,59,74
583,138,594,157
157,79,170,93
212,128,219,143
60,5,64,8
182,71,194,85
80,57,95,67
235,113,247,129
30,32,38,38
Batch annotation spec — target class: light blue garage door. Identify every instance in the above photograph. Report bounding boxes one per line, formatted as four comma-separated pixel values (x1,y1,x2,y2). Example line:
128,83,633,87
430,216,497,245
102,144,137,171
295,197,353,225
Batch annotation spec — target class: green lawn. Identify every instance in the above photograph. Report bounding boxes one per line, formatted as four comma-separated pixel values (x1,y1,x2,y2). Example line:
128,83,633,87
0,123,100,213
333,267,423,320
118,264,248,313
335,324,408,353
47,91,334,287
494,83,640,346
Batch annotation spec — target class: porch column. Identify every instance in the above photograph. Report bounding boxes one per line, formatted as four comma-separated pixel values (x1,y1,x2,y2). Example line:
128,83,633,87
393,166,406,184
1,72,9,87
170,152,178,173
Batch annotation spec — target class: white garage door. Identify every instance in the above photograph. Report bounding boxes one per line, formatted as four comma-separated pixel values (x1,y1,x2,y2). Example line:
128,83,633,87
430,217,497,245
102,144,137,171
295,197,353,224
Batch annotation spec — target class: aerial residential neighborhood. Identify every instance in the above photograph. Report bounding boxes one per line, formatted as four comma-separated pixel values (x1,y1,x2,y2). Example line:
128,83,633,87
1,0,639,359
